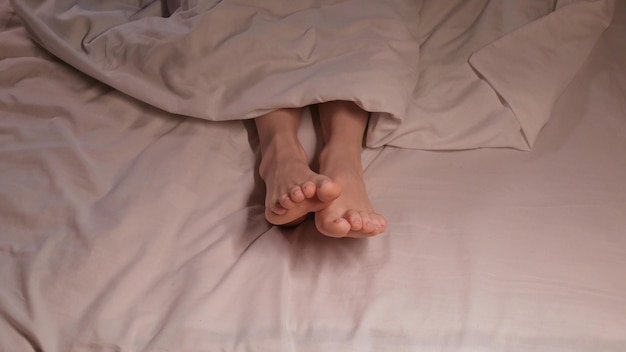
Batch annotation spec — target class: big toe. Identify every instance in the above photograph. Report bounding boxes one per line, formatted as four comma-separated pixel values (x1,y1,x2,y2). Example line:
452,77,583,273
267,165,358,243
315,210,351,238
316,179,341,203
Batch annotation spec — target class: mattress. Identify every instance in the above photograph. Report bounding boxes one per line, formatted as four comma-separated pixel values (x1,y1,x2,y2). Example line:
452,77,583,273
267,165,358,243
1,0,625,351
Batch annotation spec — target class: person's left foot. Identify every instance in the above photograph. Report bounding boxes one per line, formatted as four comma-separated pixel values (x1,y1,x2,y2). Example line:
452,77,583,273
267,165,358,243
259,135,341,225
314,146,387,238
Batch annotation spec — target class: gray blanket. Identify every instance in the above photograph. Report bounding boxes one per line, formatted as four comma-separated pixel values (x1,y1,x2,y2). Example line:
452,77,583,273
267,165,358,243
9,0,613,149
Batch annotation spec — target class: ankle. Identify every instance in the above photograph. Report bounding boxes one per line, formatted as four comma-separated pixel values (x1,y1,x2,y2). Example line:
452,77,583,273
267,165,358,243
259,138,307,179
324,138,363,153
319,143,363,171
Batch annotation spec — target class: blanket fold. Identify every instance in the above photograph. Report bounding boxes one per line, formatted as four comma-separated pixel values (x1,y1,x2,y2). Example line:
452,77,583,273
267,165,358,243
469,0,614,147
8,0,613,150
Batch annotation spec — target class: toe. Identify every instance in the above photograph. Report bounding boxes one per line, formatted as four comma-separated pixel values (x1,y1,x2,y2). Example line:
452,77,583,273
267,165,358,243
375,214,387,234
359,214,385,236
290,186,306,203
269,203,287,215
359,211,375,233
278,194,295,209
301,181,316,199
315,211,351,238
316,180,341,203
345,210,363,231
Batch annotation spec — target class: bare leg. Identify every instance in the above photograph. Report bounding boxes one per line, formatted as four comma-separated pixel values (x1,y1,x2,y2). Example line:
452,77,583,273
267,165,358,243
256,108,341,225
314,101,387,237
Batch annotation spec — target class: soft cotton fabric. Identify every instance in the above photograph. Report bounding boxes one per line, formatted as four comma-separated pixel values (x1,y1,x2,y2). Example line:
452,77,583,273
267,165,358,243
8,0,614,149
2,0,626,351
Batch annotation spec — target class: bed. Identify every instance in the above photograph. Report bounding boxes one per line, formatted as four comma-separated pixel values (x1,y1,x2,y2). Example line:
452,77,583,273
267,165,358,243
1,0,625,350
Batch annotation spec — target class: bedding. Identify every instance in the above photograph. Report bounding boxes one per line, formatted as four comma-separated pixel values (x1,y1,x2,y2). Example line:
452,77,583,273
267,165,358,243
7,0,613,150
1,0,626,351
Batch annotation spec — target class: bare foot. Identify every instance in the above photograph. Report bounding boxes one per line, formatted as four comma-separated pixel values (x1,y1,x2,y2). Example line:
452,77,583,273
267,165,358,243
259,136,341,225
314,146,387,238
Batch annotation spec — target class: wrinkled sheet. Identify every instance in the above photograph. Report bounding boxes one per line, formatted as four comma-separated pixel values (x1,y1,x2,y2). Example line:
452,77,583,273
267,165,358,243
2,0,626,351
8,0,613,150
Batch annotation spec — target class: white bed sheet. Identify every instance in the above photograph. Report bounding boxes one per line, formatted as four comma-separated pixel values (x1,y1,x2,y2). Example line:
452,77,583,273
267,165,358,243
1,0,626,351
